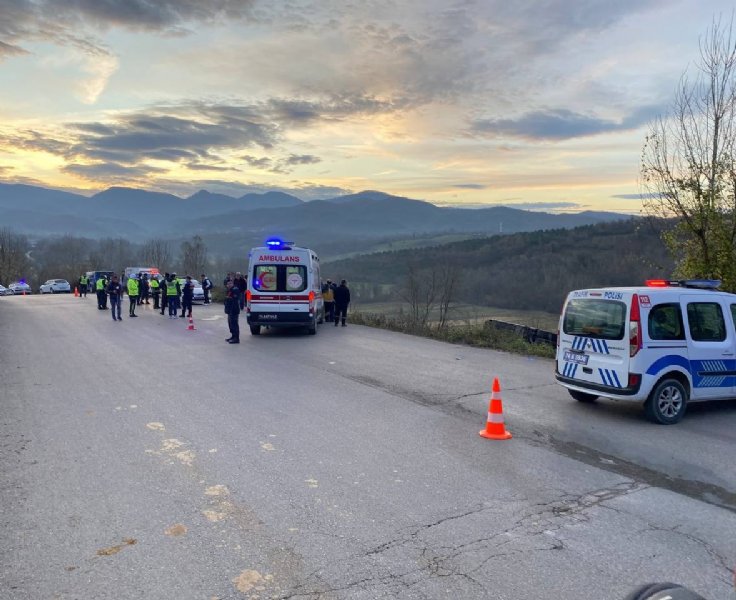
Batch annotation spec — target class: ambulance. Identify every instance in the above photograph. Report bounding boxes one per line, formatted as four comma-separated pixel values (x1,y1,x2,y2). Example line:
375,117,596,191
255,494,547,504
245,239,325,335
556,279,736,424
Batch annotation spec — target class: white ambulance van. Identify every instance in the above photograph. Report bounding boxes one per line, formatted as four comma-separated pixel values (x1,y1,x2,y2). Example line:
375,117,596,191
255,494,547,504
556,279,736,424
246,239,325,336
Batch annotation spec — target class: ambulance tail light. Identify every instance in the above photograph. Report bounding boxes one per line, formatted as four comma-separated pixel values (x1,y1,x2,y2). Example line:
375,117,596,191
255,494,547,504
246,289,251,314
308,290,315,316
629,293,642,357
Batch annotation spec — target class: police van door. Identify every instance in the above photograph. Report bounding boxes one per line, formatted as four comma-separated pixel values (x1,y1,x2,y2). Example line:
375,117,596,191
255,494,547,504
681,295,736,400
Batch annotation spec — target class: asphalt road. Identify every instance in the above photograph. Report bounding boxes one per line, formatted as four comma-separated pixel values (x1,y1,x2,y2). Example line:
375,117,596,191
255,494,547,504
1,295,735,600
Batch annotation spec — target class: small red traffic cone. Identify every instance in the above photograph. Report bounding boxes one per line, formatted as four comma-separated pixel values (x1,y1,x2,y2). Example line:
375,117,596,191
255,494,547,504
187,315,196,331
479,378,512,440
74,286,79,297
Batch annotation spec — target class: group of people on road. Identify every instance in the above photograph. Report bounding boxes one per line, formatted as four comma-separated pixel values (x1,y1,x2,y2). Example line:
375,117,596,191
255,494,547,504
78,272,214,322
322,279,351,327
77,270,350,340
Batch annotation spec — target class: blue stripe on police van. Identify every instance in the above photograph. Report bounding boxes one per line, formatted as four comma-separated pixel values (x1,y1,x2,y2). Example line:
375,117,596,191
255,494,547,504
602,340,609,354
591,339,600,353
697,375,726,387
598,368,610,386
610,370,622,388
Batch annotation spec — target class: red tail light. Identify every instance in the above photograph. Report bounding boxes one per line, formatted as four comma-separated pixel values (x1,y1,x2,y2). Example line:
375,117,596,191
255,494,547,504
245,289,251,314
308,290,315,315
629,293,641,357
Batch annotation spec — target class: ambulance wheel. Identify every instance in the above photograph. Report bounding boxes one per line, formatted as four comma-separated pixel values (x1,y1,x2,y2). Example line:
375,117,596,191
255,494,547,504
569,390,597,403
249,325,261,336
645,378,687,424
317,308,324,324
307,320,317,335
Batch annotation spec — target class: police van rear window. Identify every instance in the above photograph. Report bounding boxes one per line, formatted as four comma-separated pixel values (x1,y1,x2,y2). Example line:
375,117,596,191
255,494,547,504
563,298,626,339
253,265,307,293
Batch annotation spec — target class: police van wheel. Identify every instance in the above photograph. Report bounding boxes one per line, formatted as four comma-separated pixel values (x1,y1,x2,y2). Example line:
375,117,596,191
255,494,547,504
569,390,597,403
249,325,261,336
645,378,687,424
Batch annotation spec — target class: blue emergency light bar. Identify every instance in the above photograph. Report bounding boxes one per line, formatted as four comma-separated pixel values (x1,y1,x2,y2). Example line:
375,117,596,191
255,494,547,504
265,238,293,250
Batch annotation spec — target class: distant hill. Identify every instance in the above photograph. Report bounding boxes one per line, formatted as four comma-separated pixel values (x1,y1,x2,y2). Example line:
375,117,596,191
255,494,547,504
0,181,628,250
322,218,674,313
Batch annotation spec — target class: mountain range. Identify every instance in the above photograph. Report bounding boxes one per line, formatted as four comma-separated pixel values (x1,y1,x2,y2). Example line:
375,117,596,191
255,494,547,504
0,182,629,250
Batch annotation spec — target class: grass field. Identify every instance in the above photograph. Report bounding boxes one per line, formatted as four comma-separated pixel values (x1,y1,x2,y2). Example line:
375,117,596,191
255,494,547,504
352,301,560,332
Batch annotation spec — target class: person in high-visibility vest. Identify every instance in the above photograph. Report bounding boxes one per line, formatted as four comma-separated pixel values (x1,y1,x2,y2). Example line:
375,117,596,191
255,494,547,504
79,274,88,298
150,276,160,310
96,276,107,310
127,274,139,317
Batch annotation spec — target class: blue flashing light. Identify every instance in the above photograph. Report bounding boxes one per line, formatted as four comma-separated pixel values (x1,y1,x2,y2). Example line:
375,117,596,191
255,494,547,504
264,237,292,250
19,278,26,285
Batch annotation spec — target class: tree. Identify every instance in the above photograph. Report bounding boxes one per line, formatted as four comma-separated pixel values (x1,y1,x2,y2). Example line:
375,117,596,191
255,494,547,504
139,239,172,271
641,18,736,289
0,228,31,284
180,235,208,277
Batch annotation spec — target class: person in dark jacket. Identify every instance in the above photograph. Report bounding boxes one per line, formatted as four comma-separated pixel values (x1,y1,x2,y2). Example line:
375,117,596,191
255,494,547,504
224,279,240,343
235,271,247,310
160,273,169,315
333,279,351,327
180,275,194,318
139,273,150,305
107,274,123,321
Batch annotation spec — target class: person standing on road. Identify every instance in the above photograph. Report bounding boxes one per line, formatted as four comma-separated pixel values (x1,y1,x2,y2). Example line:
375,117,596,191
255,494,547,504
334,279,350,327
322,279,335,323
107,274,123,321
127,273,139,317
139,274,150,305
159,273,169,315
79,274,88,298
166,274,180,319
235,272,247,310
201,273,213,304
180,275,194,318
96,276,107,310
224,279,240,343
151,276,160,310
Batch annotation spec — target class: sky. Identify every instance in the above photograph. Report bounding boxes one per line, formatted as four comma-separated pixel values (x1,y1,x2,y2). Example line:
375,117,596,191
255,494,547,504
0,0,732,212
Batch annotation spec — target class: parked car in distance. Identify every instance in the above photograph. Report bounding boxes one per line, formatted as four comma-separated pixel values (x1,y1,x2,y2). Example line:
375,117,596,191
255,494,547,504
0,284,14,296
9,281,32,295
39,279,72,294
177,278,205,303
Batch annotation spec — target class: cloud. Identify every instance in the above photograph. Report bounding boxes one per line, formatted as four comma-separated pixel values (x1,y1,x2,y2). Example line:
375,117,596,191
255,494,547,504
0,40,28,58
63,161,167,183
453,183,487,190
611,193,661,200
471,105,662,140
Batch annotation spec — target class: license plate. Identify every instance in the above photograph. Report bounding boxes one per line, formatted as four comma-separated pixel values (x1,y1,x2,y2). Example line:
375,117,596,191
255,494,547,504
564,350,589,365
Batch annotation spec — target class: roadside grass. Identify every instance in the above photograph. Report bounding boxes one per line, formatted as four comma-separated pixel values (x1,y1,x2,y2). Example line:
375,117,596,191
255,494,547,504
350,310,556,359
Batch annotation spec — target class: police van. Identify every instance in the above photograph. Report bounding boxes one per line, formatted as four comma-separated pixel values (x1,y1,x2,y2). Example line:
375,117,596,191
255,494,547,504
556,279,736,424
246,239,325,336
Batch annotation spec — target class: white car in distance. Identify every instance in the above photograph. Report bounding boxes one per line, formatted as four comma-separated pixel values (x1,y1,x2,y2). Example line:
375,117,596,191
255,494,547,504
39,279,72,294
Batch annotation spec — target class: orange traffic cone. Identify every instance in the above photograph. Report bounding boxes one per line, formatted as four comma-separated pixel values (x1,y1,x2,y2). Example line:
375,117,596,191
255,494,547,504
74,286,79,297
479,378,512,440
187,315,196,331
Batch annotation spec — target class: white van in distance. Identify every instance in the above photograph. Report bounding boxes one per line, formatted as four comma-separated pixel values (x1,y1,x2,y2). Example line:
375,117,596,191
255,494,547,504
556,279,736,424
246,239,325,336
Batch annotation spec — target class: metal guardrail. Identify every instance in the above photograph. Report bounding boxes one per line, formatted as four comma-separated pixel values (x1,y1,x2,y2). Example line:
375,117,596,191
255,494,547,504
485,319,557,347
